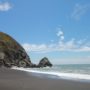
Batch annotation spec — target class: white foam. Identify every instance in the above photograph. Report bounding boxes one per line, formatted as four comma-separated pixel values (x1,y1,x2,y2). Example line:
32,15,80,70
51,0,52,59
12,67,90,81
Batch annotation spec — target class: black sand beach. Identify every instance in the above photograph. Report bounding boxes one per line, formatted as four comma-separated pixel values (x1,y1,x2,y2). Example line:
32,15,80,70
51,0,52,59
0,68,90,90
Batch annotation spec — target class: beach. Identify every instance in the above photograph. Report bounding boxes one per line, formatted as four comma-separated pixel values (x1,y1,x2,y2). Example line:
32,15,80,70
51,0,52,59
0,68,90,90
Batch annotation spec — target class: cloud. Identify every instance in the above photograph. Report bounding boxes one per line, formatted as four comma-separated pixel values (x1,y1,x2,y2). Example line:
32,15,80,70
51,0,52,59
22,38,90,53
60,36,64,40
57,29,64,40
22,27,90,53
23,43,48,52
57,30,64,37
71,3,89,20
0,2,12,11
65,39,76,49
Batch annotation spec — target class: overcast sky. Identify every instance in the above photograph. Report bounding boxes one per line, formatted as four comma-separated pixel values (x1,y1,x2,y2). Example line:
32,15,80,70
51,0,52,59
0,0,90,64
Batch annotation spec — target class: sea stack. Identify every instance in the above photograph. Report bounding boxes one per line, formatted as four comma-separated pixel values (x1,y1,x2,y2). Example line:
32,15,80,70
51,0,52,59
38,57,52,67
0,32,52,68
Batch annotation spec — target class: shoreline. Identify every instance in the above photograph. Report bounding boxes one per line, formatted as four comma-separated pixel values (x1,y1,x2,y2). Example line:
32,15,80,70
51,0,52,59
0,68,90,90
12,67,90,82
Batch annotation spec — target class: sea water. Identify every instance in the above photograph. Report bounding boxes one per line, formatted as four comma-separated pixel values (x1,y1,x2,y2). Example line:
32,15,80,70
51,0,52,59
12,64,90,81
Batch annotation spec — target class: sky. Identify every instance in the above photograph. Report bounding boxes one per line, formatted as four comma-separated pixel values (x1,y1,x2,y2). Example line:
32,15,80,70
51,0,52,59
0,0,90,64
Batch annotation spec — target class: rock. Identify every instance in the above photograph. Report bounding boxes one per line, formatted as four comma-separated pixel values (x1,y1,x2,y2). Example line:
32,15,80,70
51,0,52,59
38,57,52,67
0,32,53,68
18,60,27,67
0,52,5,67
0,32,32,67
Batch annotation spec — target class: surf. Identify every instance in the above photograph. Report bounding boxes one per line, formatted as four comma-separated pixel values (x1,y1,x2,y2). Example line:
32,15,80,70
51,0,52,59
12,67,90,81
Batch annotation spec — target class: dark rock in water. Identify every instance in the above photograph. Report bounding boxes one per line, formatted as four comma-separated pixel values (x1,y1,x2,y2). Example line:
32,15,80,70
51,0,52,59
0,32,53,68
38,57,52,67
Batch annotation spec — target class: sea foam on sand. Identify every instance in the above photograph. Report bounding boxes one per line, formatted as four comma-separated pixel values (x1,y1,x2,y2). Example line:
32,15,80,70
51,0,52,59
12,67,90,81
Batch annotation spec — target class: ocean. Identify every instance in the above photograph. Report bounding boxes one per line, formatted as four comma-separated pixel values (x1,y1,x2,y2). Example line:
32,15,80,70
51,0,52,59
12,64,90,81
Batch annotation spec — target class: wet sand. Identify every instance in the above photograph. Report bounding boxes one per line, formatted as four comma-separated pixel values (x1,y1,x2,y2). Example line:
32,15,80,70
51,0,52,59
0,68,90,90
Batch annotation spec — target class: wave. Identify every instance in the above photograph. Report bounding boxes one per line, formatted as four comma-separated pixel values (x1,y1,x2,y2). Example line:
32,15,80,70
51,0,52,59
12,67,90,81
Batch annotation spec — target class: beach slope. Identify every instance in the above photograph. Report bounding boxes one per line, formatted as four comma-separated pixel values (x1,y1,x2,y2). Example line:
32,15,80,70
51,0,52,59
0,68,90,90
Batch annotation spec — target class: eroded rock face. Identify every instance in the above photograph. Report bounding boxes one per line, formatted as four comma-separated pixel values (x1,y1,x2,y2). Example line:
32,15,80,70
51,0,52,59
38,57,52,67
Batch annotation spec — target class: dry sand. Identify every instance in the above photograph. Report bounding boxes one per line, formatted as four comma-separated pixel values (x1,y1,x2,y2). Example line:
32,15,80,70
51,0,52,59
0,68,90,90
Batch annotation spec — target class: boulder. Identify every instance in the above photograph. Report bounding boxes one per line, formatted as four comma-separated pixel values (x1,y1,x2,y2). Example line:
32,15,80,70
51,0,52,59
38,57,52,67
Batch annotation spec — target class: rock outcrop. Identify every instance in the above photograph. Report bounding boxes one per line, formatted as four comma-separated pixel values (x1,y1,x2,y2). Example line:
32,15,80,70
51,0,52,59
0,32,52,68
38,57,52,67
0,32,32,67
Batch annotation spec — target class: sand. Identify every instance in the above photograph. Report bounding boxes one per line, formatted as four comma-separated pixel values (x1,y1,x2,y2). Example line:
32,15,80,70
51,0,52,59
0,68,90,90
